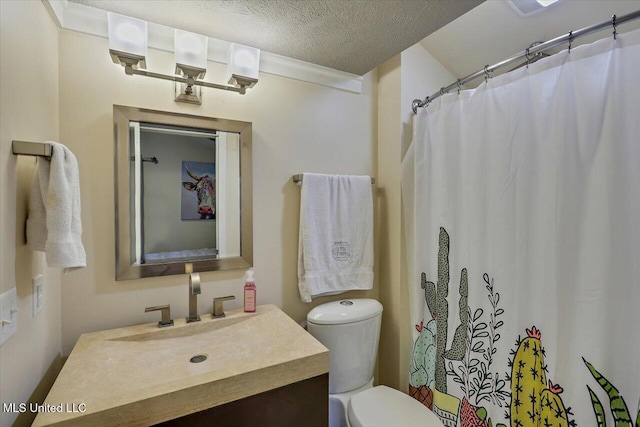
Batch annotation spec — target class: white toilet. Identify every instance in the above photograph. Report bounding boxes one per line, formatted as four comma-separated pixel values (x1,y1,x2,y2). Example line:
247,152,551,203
307,298,444,427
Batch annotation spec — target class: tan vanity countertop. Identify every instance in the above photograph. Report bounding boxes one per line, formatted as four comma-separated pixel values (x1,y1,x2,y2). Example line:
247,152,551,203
33,304,329,426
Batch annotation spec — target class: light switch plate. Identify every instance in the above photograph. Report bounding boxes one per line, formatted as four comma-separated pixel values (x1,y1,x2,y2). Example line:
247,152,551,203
0,287,18,346
33,275,44,317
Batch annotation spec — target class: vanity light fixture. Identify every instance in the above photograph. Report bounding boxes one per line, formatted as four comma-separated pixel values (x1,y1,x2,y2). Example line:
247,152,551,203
108,12,147,72
226,43,260,90
107,12,260,105
174,29,208,104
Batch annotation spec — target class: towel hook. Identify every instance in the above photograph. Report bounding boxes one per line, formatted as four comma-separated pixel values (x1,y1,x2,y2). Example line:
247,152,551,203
612,15,618,40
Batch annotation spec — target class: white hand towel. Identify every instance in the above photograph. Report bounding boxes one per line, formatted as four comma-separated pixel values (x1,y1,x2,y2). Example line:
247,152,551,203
26,142,86,273
297,173,374,303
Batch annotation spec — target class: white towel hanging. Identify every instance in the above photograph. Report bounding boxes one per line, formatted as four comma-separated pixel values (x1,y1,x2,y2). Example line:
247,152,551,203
297,173,374,302
26,142,86,273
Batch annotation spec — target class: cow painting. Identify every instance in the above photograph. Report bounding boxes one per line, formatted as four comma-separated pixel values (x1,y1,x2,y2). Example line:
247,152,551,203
181,161,216,220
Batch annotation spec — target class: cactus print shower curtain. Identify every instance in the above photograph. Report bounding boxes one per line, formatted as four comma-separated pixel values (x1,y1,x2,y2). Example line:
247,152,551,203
401,29,640,427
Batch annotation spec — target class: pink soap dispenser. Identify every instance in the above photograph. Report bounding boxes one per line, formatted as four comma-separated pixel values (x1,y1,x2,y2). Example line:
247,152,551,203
244,268,256,312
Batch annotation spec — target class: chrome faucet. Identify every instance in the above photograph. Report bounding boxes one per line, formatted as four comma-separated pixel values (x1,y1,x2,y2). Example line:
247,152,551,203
186,264,201,323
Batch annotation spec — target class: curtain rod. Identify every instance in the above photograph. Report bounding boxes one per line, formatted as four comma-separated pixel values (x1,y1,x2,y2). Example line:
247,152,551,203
412,9,640,114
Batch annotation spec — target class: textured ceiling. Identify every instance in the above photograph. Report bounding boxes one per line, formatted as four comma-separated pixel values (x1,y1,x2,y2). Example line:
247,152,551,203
69,0,484,75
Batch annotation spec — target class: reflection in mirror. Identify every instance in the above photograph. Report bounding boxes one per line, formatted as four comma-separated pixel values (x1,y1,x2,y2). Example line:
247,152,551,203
114,106,252,280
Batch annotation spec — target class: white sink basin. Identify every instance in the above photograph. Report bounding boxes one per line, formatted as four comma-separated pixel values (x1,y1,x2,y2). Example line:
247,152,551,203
33,305,328,426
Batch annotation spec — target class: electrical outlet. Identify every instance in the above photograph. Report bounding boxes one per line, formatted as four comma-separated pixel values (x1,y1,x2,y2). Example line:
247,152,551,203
0,287,18,346
33,275,44,317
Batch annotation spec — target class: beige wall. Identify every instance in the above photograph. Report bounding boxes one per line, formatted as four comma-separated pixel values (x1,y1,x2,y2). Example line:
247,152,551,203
401,44,457,158
376,54,406,391
376,44,456,392
57,29,379,355
0,1,63,426
0,5,451,416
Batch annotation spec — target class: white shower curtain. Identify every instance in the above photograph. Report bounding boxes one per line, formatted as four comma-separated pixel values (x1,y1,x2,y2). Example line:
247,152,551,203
402,28,640,427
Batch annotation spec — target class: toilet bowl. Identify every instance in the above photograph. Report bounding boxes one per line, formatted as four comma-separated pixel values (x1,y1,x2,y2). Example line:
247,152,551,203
307,299,444,427
348,385,444,427
328,379,374,427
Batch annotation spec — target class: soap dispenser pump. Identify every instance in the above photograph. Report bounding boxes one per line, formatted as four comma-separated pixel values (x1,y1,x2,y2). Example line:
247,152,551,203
244,268,256,312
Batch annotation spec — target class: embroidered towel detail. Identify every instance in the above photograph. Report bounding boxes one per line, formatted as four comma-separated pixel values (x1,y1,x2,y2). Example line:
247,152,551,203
26,142,86,273
297,173,374,303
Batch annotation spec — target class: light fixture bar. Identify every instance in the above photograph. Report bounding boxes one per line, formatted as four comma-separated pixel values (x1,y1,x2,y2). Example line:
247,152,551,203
128,68,250,94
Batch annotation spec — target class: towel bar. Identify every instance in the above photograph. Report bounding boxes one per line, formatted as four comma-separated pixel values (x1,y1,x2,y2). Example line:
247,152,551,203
292,174,375,184
12,141,52,158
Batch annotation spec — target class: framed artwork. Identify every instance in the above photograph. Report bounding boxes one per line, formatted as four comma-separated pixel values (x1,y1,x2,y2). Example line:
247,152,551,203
181,161,216,220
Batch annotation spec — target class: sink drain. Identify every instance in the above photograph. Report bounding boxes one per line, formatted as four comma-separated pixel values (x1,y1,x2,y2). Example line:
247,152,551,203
190,354,207,363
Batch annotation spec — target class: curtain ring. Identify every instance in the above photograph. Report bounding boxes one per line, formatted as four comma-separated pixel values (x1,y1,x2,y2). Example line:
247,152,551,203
568,30,573,53
525,47,531,68
484,65,490,83
612,15,618,40
439,87,447,97
456,79,462,95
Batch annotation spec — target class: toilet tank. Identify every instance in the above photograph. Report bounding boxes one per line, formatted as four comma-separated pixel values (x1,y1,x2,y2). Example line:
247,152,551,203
307,299,383,394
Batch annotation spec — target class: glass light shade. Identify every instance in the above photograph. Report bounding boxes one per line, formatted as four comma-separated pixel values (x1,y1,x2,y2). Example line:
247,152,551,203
175,29,208,75
226,43,260,87
107,12,148,61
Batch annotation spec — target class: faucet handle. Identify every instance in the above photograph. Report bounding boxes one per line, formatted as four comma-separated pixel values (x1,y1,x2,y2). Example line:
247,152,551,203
145,304,174,327
212,296,236,318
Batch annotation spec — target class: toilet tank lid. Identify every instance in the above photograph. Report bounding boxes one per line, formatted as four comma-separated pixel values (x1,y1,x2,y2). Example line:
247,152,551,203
307,299,383,325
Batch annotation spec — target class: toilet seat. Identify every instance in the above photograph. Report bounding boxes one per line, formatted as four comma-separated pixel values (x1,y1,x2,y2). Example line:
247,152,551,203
347,386,444,427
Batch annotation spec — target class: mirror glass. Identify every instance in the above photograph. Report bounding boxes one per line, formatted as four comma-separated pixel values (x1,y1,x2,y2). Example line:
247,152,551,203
114,106,252,280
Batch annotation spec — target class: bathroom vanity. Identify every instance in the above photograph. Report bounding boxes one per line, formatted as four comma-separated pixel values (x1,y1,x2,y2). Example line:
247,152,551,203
32,305,329,426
